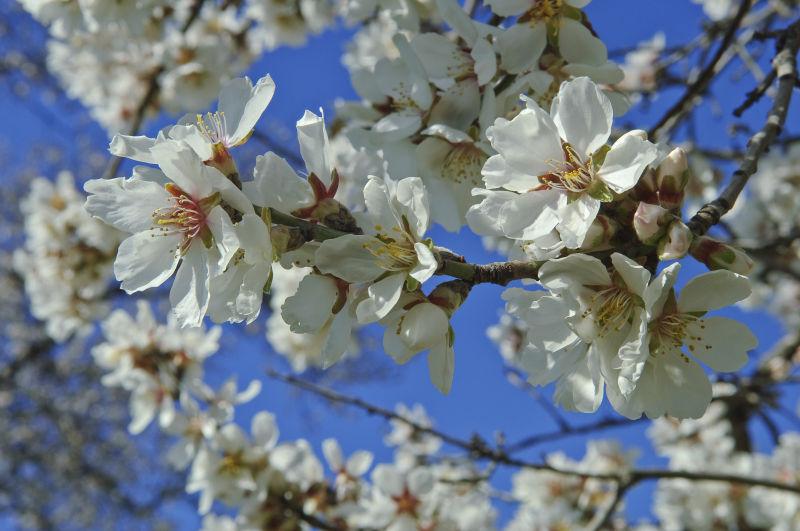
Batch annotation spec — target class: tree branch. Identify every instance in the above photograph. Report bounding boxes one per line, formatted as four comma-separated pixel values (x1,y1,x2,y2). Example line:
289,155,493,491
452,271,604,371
648,0,753,139
687,18,800,235
265,370,800,496
267,207,540,285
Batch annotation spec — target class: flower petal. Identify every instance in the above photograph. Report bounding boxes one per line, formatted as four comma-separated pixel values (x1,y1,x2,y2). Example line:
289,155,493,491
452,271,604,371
486,107,563,177
678,270,752,313
558,18,608,66
551,77,612,158
297,109,333,183
356,273,405,323
687,317,756,372
315,234,385,283
115,229,181,292
599,130,657,194
84,177,170,233
169,242,211,328
281,274,338,333
221,75,276,145
496,22,547,74
428,342,455,394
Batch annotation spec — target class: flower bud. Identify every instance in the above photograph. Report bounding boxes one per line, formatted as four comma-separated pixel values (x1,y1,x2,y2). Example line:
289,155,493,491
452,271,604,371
428,280,472,316
656,147,689,210
633,202,671,244
633,167,659,204
270,225,305,254
689,236,754,275
582,215,619,251
657,220,692,261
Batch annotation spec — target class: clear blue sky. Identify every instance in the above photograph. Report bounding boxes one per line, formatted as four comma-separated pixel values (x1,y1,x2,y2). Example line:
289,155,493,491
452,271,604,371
3,0,798,527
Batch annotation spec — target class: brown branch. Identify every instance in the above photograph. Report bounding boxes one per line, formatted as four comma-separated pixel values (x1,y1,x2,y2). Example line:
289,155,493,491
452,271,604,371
687,18,800,236
648,0,753,139
733,64,778,116
265,370,800,496
267,207,540,285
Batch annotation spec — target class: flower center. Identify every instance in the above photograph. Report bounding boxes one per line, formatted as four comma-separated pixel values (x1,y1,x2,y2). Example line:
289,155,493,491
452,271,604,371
583,283,636,336
363,237,418,272
539,144,595,193
442,143,487,186
528,0,563,21
649,312,698,355
196,111,229,145
153,184,219,252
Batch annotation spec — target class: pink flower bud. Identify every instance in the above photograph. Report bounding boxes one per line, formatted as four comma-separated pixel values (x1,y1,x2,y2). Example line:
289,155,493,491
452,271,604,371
657,220,692,260
656,147,689,209
633,202,671,244
690,236,754,275
582,215,619,251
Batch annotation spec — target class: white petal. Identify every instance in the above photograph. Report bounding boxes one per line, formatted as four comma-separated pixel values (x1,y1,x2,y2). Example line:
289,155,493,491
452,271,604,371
538,253,610,292
617,310,649,397
599,131,657,194
84,177,170,233
115,230,181,292
315,234,385,283
206,206,239,273
556,194,601,248
467,189,562,240
169,243,211,328
436,0,478,42
551,77,612,158
109,134,156,163
149,140,212,198
322,438,343,470
481,153,535,192
428,78,481,132
610,252,651,297
558,18,608,66
322,302,356,368
428,342,455,394
486,107,563,177
281,274,338,333
356,273,405,323
252,411,279,449
471,38,498,85
393,176,430,239
687,317,756,372
644,262,680,317
497,23,547,74
297,109,333,182
678,270,752,313
220,75,276,145
410,242,438,283
553,345,604,413
411,33,471,81
654,352,712,419
345,450,373,477
245,152,313,211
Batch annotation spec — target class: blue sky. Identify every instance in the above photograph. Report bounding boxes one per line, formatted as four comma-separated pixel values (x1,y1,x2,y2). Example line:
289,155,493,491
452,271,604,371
3,0,799,527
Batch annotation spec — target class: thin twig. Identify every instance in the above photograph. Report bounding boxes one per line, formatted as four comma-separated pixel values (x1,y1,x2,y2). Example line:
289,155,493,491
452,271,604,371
649,0,753,139
687,18,800,235
265,370,800,496
734,65,777,116
267,207,541,285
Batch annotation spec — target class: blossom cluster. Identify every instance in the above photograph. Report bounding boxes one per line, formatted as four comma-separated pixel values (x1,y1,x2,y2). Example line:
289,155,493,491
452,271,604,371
93,303,498,529
14,172,121,341
14,0,794,525
21,0,334,131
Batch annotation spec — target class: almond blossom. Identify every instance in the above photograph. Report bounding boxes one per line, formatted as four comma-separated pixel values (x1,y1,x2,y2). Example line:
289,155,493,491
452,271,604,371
609,267,758,419
314,175,437,324
467,76,657,250
84,139,253,327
